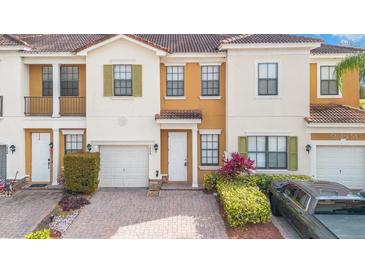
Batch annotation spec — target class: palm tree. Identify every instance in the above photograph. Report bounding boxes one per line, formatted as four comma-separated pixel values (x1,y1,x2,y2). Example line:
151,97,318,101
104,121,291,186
335,52,365,90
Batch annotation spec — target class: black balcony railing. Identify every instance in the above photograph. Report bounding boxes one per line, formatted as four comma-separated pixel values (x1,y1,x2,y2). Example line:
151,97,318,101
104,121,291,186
0,96,3,117
24,96,53,116
59,96,86,116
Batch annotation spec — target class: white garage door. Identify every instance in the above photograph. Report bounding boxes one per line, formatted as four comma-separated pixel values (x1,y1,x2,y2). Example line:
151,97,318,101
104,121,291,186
316,146,365,190
100,146,149,187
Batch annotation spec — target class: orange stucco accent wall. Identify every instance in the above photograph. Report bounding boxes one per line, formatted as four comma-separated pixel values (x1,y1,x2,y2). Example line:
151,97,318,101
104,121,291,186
160,63,226,183
29,64,86,97
311,133,365,141
310,63,359,107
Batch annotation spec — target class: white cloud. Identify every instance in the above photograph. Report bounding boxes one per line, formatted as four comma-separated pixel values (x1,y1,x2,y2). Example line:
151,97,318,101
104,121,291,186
334,34,365,42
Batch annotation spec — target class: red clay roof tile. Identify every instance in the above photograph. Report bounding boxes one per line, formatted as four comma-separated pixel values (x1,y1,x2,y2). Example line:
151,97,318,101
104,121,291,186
155,110,202,120
306,104,365,123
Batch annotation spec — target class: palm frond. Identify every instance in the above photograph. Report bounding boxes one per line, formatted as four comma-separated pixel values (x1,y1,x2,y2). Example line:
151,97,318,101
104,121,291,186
335,52,365,90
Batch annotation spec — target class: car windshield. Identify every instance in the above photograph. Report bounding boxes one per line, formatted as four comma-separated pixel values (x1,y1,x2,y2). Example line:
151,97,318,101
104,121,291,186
314,199,365,215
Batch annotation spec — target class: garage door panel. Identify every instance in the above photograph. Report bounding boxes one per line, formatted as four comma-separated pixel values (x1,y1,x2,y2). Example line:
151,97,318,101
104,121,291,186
100,146,149,188
317,146,365,190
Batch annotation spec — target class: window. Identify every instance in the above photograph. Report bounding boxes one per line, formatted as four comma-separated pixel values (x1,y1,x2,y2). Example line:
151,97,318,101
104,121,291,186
201,134,219,166
320,66,338,95
65,134,83,154
42,66,53,96
201,65,220,96
166,66,184,96
283,183,298,199
114,65,133,96
258,63,278,95
61,66,79,96
360,75,365,99
248,136,287,169
294,189,310,209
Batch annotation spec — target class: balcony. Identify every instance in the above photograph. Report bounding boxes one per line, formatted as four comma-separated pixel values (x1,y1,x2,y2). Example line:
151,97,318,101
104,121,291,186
0,96,3,117
24,96,53,116
24,96,86,116
59,96,86,116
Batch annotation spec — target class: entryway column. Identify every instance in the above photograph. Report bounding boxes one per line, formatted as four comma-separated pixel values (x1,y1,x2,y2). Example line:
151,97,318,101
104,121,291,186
52,128,59,185
192,127,198,187
52,63,60,118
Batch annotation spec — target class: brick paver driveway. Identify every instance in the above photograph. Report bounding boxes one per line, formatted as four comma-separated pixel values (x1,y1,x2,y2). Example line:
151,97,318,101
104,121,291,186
65,189,227,239
0,190,62,238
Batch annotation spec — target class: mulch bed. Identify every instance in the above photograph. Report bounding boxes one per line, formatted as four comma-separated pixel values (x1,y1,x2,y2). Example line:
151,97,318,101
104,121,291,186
215,194,284,239
226,222,283,239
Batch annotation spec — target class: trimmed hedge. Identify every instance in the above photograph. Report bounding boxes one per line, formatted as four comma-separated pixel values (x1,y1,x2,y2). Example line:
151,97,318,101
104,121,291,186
204,173,312,194
25,229,51,239
217,182,271,228
64,153,100,194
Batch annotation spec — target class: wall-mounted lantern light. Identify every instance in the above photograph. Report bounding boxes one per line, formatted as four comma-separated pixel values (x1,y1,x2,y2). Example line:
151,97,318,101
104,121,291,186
49,142,53,149
153,143,159,152
87,144,92,152
305,144,312,154
9,145,16,154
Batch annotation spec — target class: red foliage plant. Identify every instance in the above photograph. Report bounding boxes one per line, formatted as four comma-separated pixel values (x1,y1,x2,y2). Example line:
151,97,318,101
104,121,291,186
218,152,255,178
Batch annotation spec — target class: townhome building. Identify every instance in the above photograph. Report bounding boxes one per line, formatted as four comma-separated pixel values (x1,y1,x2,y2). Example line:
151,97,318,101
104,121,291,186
1,34,364,190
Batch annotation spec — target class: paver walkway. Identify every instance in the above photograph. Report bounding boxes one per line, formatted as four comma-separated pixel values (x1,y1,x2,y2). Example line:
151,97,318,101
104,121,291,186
65,189,228,239
0,190,62,238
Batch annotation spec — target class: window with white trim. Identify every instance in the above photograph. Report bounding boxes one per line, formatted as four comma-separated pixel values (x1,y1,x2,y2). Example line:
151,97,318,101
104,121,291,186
248,136,287,169
166,66,184,96
320,66,338,95
114,64,133,96
201,65,220,96
200,134,219,166
258,63,278,95
65,134,83,154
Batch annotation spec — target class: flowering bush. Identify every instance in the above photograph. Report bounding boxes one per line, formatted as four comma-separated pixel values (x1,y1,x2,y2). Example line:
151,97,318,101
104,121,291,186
218,153,255,179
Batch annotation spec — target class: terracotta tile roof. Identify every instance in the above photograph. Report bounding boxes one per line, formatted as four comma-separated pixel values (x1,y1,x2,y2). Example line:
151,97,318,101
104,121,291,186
306,104,365,123
155,110,202,120
1,34,323,53
220,34,322,44
311,43,364,55
0,34,28,46
12,34,115,53
134,34,239,53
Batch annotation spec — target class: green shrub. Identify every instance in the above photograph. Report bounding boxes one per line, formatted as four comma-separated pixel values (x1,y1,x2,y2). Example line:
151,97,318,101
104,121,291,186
203,172,221,192
217,182,271,228
235,174,313,194
64,152,100,195
25,229,51,239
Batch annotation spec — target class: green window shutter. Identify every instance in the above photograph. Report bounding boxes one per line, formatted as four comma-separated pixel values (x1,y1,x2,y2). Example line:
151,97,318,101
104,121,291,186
132,64,142,97
238,136,248,156
288,136,298,171
104,65,113,97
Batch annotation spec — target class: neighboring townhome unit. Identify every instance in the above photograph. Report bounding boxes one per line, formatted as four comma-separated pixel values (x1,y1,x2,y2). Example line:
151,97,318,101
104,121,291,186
307,44,365,190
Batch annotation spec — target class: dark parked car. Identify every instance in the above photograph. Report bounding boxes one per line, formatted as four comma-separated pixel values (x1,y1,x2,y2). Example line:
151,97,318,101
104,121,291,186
269,180,365,239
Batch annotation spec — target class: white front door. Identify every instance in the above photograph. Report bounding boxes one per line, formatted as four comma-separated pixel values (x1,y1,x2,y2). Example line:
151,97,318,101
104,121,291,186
168,132,187,181
316,146,365,190
32,133,51,182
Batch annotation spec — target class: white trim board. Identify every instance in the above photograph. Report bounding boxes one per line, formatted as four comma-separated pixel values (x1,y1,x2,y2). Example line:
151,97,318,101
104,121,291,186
199,129,222,135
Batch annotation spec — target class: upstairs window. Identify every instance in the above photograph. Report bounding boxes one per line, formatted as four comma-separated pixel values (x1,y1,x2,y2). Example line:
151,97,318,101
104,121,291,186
320,66,338,95
114,64,133,96
258,63,278,95
201,65,220,96
61,66,79,96
65,134,83,154
360,75,365,99
248,136,287,169
166,66,184,96
42,66,53,96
